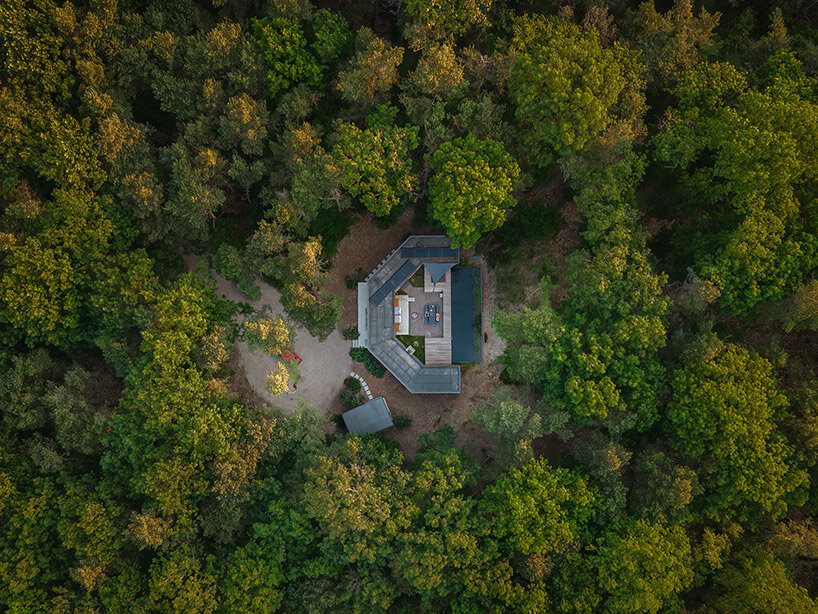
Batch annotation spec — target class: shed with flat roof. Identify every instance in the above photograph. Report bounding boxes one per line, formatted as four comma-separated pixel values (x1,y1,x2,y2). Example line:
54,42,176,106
342,397,394,435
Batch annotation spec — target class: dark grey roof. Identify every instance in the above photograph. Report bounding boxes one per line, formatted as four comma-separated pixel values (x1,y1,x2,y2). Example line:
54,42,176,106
370,260,417,305
364,236,461,394
401,246,458,259
425,261,457,284
342,397,393,434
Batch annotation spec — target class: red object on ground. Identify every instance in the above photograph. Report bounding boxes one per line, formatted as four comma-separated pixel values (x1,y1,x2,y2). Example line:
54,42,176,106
281,347,302,363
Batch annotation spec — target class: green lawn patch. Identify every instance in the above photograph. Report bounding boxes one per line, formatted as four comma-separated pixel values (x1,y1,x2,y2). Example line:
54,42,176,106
397,335,425,363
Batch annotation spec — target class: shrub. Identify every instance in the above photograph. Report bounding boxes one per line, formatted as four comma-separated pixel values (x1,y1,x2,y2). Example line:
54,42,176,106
340,388,364,406
345,267,366,289
342,326,359,340
394,412,412,428
343,376,362,393
349,348,386,378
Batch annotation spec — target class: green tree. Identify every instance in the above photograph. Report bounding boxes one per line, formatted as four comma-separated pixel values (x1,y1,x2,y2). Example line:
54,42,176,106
251,17,322,99
509,16,645,166
629,0,720,84
774,279,818,332
219,544,284,614
405,43,464,100
0,478,69,601
667,343,807,520
102,276,246,531
481,457,595,557
398,447,511,607
473,387,541,465
310,9,352,65
402,0,491,46
591,519,694,614
630,451,698,522
274,238,342,340
219,94,269,157
147,548,218,614
654,56,818,315
492,280,561,385
0,189,116,349
332,105,419,216
0,349,53,431
497,154,667,431
45,365,108,456
301,436,412,566
162,143,226,242
710,553,817,613
500,243,667,429
336,28,403,106
57,480,126,592
427,133,519,248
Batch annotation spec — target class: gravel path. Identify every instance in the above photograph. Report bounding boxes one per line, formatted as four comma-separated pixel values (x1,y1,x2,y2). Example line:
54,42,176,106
184,255,353,415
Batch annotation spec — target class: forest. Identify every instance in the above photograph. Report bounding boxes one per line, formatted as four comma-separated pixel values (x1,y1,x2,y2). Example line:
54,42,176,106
2,0,818,611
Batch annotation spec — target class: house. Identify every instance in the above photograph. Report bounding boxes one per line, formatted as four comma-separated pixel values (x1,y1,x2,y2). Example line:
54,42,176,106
355,236,481,394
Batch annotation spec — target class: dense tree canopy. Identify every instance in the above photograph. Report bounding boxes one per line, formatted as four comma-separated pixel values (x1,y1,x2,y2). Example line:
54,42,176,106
655,55,818,314
667,343,807,520
2,0,818,611
592,519,694,613
509,15,645,166
332,105,419,216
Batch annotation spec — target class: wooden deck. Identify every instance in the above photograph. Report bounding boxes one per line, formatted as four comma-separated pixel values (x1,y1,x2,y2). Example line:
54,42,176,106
422,267,453,364
425,338,452,365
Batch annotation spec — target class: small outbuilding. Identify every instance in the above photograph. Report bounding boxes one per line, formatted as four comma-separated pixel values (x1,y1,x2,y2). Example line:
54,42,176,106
342,397,393,435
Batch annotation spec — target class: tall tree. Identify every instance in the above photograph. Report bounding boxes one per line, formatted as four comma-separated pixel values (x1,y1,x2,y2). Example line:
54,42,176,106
654,55,818,315
591,519,694,614
481,457,595,558
402,0,491,47
427,133,519,248
667,343,808,521
473,387,541,466
709,553,817,613
251,17,322,99
629,0,720,84
509,15,646,166
332,105,419,216
497,154,667,431
336,28,403,106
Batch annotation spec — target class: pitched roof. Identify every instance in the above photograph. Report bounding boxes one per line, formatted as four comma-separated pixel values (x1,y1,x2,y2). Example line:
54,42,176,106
425,261,457,284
